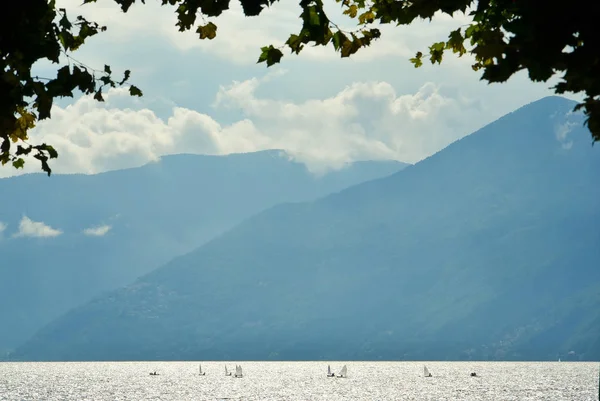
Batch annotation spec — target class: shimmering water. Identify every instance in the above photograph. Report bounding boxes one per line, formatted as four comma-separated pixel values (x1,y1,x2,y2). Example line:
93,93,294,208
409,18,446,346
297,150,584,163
0,361,598,400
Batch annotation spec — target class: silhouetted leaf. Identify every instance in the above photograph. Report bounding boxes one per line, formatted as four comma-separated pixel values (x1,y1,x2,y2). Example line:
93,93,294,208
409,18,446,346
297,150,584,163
257,45,283,66
12,158,25,169
129,85,143,97
197,22,217,39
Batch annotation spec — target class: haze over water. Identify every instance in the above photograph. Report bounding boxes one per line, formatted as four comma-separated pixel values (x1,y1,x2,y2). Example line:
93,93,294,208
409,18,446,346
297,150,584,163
1,361,597,400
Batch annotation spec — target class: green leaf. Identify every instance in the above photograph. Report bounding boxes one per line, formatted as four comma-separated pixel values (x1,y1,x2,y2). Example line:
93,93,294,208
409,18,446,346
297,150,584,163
15,145,32,156
410,51,423,68
343,4,358,18
340,39,354,58
57,31,75,51
240,0,274,16
33,153,52,176
196,22,217,40
12,158,25,169
266,48,284,66
429,42,445,64
1,138,10,154
257,46,269,63
446,29,466,56
465,24,479,40
99,76,112,86
430,42,445,52
129,85,143,97
119,70,132,85
94,89,104,101
308,6,321,25
45,145,59,159
358,10,375,25
58,10,72,30
332,31,347,51
257,45,283,67
285,34,304,54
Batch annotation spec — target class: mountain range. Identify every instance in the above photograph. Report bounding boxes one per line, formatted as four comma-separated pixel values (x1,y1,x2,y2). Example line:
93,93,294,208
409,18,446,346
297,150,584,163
7,96,600,362
0,152,405,355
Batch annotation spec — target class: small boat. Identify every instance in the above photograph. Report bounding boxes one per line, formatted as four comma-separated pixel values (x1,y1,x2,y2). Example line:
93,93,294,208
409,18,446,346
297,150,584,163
336,365,347,378
424,366,432,377
225,365,232,376
327,364,335,377
470,372,477,377
149,371,159,376
234,364,243,378
199,364,206,376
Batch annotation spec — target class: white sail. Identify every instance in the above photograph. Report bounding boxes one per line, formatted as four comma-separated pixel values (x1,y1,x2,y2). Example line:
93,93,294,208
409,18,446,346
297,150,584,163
424,366,432,377
199,364,205,375
235,365,243,378
328,365,331,375
337,365,347,378
225,365,230,376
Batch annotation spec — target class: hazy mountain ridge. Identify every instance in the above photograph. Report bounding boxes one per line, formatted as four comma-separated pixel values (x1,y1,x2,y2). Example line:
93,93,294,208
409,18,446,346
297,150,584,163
0,151,406,355
11,96,600,361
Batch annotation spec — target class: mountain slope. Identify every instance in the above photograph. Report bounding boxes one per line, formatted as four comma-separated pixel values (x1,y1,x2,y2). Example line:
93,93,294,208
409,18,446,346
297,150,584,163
0,151,405,354
12,96,600,361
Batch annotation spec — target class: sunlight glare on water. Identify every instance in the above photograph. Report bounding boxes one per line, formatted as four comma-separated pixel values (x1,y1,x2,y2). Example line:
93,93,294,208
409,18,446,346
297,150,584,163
0,361,598,400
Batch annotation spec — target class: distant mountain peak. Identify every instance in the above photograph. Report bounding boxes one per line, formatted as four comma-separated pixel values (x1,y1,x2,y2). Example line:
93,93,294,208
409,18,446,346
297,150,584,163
10,93,599,362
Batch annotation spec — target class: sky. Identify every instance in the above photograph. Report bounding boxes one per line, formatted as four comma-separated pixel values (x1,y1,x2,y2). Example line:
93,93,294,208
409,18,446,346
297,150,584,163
8,0,574,177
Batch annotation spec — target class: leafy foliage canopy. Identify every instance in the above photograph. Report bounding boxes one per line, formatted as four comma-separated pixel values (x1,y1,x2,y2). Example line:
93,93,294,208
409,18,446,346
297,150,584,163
2,0,599,174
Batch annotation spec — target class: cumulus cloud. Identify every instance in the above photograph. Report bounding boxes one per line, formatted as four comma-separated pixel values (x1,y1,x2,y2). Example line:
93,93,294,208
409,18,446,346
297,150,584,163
83,225,112,237
14,0,559,182
0,222,6,235
213,76,485,171
10,72,488,177
13,216,62,238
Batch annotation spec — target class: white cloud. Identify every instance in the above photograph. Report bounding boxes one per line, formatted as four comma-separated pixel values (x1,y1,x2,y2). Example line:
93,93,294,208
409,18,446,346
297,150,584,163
13,216,62,238
8,73,494,177
13,0,571,179
213,76,485,171
0,222,6,235
83,225,112,237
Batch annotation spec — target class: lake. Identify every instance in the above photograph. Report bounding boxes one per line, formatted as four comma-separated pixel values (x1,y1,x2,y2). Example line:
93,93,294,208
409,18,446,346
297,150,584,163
0,361,598,400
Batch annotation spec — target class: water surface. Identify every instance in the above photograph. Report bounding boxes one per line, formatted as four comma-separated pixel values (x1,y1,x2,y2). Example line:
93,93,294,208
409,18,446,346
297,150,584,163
0,361,597,400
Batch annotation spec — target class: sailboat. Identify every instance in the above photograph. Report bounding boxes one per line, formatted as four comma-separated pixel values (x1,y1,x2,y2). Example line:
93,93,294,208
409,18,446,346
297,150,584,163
424,366,433,377
199,364,206,376
336,365,348,378
225,365,232,376
327,364,335,377
234,364,243,378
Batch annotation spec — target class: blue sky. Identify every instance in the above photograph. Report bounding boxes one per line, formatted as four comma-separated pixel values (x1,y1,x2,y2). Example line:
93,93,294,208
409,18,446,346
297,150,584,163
13,0,575,177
